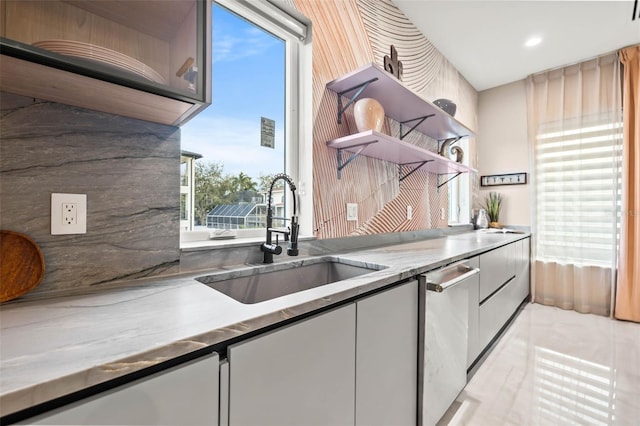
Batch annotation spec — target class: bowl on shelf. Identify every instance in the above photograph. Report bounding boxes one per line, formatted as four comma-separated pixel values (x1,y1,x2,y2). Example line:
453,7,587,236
433,98,457,117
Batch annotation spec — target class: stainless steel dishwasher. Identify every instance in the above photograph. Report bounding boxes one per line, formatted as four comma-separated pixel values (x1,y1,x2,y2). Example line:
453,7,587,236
418,260,480,426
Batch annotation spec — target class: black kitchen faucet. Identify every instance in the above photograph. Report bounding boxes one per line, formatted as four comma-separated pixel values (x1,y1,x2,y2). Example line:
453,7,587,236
260,173,299,263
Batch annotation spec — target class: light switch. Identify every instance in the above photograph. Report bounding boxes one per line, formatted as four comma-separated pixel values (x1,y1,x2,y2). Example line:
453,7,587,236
346,203,358,221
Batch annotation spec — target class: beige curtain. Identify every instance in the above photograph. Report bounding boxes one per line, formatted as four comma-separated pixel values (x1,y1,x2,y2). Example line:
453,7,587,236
527,53,622,316
615,45,640,322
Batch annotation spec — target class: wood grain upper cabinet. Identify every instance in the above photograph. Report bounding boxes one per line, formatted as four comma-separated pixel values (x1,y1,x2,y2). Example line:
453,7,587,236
227,304,356,426
0,0,211,126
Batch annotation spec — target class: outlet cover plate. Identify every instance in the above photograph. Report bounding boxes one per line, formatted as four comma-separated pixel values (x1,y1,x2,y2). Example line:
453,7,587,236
51,193,87,235
346,203,358,221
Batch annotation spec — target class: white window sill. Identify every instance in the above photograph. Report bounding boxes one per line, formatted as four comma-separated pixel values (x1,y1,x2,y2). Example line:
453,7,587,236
180,230,315,252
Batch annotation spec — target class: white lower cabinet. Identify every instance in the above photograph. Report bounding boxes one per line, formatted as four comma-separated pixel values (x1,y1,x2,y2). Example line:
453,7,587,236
227,304,356,426
477,237,529,350
355,280,418,426
224,281,419,426
21,352,220,425
469,237,531,367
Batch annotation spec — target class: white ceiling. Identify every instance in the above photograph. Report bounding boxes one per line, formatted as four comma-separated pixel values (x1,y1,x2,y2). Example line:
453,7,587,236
392,0,640,91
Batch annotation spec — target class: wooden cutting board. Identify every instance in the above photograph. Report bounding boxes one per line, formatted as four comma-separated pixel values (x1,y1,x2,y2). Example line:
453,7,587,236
0,230,45,302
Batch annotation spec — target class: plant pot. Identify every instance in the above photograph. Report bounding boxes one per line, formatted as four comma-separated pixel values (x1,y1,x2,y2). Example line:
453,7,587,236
354,98,385,133
489,221,502,229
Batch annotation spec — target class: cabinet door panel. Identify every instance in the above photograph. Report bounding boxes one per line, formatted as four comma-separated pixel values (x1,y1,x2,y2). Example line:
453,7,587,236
479,245,514,302
228,305,356,426
220,360,230,426
356,281,418,426
23,353,219,425
515,238,531,302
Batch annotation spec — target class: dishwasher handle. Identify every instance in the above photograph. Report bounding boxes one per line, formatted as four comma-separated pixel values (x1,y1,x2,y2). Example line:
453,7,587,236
419,261,480,293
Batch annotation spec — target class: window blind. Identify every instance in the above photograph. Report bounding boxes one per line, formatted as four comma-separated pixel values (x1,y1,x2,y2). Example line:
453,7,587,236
534,120,622,266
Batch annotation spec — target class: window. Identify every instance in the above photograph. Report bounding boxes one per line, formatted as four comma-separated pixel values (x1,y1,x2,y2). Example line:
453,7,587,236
180,0,310,244
180,151,202,231
448,138,471,225
534,118,622,266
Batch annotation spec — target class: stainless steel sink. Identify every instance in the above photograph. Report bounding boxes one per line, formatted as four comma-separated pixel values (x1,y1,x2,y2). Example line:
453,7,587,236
195,258,385,304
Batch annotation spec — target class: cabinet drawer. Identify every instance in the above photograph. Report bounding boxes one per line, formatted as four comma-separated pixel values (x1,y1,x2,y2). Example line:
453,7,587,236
478,278,525,350
479,244,515,302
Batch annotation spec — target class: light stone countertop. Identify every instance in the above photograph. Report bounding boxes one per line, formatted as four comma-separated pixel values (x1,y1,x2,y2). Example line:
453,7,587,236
0,231,529,418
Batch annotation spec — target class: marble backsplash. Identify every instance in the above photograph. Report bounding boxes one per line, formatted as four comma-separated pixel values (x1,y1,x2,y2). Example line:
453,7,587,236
0,95,181,297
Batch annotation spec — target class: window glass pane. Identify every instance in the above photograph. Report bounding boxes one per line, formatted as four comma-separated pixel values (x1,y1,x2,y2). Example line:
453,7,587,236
534,118,622,266
181,2,285,231
447,138,470,224
180,193,188,221
180,160,188,187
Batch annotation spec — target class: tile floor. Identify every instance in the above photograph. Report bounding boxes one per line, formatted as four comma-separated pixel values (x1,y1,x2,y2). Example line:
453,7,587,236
440,303,640,425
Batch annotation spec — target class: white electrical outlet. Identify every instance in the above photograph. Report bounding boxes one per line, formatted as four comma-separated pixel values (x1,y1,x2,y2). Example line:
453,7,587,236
441,207,446,221
63,203,77,225
407,205,413,220
346,203,358,221
52,193,87,235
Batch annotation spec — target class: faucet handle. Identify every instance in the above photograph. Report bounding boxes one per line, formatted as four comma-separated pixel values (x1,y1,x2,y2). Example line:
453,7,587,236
261,234,282,256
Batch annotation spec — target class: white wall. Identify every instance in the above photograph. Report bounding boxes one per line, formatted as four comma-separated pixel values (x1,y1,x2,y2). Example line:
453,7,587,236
477,80,530,227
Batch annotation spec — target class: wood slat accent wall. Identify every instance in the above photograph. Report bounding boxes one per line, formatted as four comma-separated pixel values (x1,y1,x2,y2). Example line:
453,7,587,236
293,0,478,239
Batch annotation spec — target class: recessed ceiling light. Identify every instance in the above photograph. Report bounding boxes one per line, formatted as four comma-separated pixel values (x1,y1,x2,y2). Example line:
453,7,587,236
525,36,542,47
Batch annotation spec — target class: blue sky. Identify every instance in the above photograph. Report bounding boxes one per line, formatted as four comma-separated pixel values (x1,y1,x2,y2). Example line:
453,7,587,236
181,3,285,183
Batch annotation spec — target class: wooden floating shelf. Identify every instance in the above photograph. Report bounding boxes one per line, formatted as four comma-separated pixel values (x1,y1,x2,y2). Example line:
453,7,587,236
326,62,475,141
326,130,477,179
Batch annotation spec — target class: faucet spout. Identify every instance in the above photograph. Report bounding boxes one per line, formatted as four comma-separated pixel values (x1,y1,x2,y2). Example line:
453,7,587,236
260,173,300,263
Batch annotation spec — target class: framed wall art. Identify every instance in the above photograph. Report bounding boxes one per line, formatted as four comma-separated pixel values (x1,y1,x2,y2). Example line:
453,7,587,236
480,172,527,187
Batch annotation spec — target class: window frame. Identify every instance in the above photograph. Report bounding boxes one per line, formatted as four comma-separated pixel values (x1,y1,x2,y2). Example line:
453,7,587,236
180,0,312,247
447,137,471,226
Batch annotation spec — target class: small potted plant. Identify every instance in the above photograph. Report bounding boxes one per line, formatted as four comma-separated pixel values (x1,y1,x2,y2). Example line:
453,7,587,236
484,192,503,228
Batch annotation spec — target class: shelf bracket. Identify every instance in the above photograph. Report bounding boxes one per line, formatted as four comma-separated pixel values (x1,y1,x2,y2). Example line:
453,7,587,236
399,160,432,182
336,78,378,124
399,114,435,140
336,140,379,179
437,172,462,191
